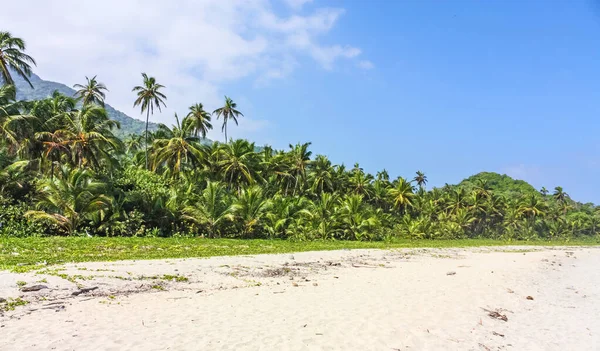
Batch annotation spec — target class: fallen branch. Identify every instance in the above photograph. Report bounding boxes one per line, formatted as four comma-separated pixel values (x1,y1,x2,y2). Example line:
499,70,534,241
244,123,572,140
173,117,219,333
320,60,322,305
72,287,98,296
20,285,48,292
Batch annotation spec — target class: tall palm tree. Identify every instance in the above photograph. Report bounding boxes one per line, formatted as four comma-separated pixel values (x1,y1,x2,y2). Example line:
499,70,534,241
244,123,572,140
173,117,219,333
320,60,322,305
213,96,243,143
288,142,312,195
73,76,109,106
0,31,36,88
132,73,167,170
184,103,212,138
413,171,427,189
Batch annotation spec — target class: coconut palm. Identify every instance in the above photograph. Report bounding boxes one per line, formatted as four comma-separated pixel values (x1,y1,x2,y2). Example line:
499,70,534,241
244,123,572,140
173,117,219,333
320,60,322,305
0,31,36,88
230,186,271,237
151,114,204,177
413,171,427,189
184,103,212,138
0,84,38,156
25,167,112,235
388,177,415,211
288,142,312,195
213,96,243,143
182,181,233,238
309,155,334,195
132,73,167,170
218,139,258,192
553,186,568,203
50,105,122,170
73,76,109,106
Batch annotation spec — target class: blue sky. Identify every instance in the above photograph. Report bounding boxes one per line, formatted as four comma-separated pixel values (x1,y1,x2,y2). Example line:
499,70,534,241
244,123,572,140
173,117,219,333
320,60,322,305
229,0,600,203
2,0,600,203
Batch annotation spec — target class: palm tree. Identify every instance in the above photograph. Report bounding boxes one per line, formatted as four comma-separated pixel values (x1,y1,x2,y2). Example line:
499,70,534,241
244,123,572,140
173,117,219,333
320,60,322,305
230,186,271,237
0,31,36,88
124,134,144,154
540,187,549,196
388,177,415,212
309,155,334,195
213,96,243,143
0,84,36,155
49,105,122,170
288,142,312,195
183,181,233,238
413,171,427,189
73,76,109,106
184,103,212,138
553,186,568,203
132,73,167,170
151,114,204,177
25,167,112,235
218,139,258,192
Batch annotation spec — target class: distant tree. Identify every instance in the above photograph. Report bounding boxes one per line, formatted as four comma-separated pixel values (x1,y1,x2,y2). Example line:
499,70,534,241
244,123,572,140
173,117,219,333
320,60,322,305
413,171,427,189
73,76,108,106
213,96,243,143
184,103,212,138
553,186,568,203
0,31,36,88
540,187,549,196
132,73,167,170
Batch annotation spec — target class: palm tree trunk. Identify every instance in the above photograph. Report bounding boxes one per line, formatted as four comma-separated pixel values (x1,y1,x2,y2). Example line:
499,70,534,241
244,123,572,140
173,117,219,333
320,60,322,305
224,119,228,143
145,109,150,170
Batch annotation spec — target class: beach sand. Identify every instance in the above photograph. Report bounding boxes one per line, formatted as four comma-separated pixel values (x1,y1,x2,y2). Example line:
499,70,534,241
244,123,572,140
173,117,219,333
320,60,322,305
1,246,599,350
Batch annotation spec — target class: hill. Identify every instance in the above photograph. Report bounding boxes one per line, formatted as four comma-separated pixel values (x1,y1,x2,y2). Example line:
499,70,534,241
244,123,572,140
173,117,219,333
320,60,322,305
12,72,156,137
457,172,539,198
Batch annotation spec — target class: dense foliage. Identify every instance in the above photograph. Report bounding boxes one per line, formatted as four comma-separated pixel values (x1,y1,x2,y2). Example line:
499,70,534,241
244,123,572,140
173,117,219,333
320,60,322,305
1,32,599,241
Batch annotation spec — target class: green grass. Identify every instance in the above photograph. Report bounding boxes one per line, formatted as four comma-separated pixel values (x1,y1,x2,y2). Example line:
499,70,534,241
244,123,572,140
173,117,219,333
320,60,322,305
1,237,598,272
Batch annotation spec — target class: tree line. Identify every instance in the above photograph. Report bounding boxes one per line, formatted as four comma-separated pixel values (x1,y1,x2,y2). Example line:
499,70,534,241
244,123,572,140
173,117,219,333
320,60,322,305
1,30,599,240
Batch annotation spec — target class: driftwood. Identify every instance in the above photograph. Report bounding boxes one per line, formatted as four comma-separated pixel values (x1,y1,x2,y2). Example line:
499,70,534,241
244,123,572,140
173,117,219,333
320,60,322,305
20,285,48,292
482,308,508,322
71,287,98,296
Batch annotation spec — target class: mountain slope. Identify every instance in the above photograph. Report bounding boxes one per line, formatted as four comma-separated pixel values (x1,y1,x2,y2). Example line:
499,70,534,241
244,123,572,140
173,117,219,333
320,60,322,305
12,72,156,137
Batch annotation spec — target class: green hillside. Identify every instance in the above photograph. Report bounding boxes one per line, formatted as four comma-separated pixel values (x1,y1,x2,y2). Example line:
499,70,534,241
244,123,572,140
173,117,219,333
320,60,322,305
457,172,539,198
13,72,155,136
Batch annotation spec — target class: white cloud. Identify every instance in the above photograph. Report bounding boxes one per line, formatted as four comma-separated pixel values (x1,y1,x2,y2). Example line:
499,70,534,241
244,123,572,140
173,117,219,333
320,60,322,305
283,0,314,10
358,60,375,70
0,0,368,140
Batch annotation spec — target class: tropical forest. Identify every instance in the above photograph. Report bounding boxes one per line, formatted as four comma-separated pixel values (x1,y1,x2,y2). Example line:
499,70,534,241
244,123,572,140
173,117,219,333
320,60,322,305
1,31,598,242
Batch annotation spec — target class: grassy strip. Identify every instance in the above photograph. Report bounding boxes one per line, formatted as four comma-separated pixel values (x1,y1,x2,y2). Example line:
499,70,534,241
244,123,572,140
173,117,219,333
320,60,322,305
1,237,598,272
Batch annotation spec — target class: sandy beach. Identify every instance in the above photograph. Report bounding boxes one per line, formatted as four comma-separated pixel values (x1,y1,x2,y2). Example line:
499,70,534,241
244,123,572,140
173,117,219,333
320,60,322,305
1,246,599,350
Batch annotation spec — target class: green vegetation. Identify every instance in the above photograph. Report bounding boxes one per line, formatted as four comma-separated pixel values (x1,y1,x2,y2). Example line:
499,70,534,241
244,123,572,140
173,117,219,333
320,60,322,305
0,297,29,311
1,237,597,272
1,31,600,251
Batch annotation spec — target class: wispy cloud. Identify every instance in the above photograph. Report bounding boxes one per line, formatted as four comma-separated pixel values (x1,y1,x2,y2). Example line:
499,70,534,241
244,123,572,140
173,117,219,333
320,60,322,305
357,60,375,70
0,0,368,141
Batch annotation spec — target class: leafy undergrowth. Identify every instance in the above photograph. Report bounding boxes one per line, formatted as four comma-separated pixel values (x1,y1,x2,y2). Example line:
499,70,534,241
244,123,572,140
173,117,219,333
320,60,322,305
1,237,598,272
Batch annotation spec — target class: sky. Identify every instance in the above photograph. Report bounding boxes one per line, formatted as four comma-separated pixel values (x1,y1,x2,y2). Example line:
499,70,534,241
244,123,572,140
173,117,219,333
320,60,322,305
2,0,600,203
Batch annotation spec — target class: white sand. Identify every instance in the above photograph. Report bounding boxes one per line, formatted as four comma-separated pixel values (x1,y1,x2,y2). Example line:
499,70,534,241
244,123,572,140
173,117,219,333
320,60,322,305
1,246,599,350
